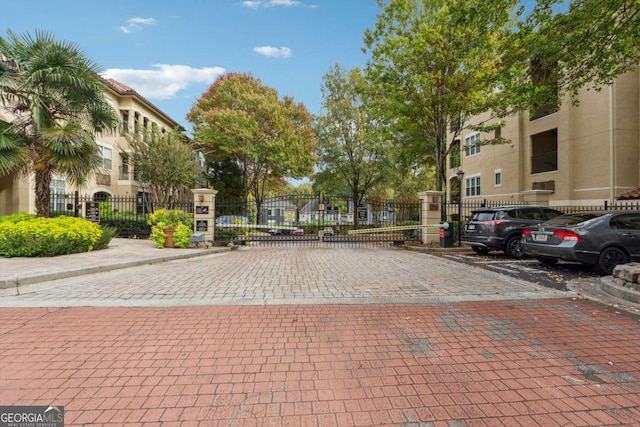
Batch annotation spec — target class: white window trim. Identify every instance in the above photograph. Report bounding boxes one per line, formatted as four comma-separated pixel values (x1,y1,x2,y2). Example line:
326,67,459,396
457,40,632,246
464,132,481,157
98,144,113,171
465,174,481,197
494,169,502,187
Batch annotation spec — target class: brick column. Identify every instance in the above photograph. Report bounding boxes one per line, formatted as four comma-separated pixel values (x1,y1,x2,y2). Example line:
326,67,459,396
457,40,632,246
417,191,444,245
192,188,218,243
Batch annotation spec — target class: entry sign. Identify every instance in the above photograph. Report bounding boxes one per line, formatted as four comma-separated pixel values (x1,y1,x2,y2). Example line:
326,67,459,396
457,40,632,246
196,220,208,232
196,205,209,215
85,202,100,223
357,206,367,222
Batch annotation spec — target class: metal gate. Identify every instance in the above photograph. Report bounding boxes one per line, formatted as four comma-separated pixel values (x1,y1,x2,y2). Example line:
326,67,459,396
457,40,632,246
214,194,421,247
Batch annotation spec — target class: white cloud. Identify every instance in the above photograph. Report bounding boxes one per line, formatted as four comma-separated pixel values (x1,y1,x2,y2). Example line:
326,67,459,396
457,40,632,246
241,1,263,8
120,17,156,34
267,0,300,6
103,64,225,100
241,0,301,8
253,46,292,58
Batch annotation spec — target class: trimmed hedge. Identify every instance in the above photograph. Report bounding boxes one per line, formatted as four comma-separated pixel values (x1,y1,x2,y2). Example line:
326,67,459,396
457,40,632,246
0,214,113,257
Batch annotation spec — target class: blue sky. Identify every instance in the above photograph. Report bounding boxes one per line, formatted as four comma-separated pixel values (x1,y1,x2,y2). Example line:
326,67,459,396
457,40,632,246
2,0,380,131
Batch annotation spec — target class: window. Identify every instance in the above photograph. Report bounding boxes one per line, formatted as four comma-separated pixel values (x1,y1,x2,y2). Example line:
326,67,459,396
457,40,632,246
49,179,66,213
99,145,113,170
610,214,640,230
120,110,129,133
450,116,461,133
531,129,557,174
465,176,481,197
465,133,481,156
120,153,130,179
495,126,501,139
449,140,460,169
134,112,140,134
93,191,110,202
494,169,502,187
516,208,544,221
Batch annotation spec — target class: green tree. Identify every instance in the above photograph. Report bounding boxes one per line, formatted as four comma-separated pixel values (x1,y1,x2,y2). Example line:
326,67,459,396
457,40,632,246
126,128,197,211
0,30,117,216
363,0,524,191
187,72,316,220
522,0,640,101
203,158,244,200
314,65,393,226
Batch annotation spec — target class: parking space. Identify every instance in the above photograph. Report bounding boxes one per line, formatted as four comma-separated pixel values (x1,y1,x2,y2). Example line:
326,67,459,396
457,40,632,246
436,251,601,291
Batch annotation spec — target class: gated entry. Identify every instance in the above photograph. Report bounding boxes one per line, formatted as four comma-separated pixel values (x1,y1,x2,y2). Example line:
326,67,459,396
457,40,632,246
214,194,421,247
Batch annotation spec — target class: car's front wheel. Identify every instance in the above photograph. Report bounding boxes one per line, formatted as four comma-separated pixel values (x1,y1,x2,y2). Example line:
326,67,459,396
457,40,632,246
505,235,524,259
595,247,628,275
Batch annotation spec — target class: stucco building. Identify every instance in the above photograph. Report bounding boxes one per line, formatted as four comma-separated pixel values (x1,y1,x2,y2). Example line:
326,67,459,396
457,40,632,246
0,78,201,216
445,67,640,208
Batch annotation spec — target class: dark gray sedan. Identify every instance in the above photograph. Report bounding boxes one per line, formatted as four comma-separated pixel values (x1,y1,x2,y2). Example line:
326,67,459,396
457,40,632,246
521,210,640,275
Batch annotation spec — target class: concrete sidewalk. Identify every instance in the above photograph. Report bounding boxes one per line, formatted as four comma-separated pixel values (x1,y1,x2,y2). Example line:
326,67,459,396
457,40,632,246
0,238,229,290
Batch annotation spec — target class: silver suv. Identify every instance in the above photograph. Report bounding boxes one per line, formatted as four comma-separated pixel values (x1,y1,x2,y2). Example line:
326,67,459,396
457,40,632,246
461,206,564,258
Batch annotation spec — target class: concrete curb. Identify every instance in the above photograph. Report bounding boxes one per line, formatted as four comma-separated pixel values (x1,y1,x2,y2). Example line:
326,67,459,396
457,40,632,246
567,278,640,315
404,245,473,254
0,247,230,291
599,277,640,304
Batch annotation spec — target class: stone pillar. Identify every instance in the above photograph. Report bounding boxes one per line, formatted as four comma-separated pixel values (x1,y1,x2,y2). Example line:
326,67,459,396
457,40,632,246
417,191,444,245
192,188,218,243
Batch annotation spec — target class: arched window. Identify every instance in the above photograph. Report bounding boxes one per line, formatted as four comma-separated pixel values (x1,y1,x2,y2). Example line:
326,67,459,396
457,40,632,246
93,191,111,202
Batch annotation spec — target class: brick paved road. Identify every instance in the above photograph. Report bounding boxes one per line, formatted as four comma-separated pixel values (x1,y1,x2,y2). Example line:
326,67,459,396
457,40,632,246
0,246,564,307
1,246,639,426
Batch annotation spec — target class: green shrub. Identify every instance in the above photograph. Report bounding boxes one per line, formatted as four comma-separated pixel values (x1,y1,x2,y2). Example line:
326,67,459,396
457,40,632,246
215,227,238,240
0,214,105,257
101,218,151,238
173,223,193,248
148,209,192,249
95,225,117,250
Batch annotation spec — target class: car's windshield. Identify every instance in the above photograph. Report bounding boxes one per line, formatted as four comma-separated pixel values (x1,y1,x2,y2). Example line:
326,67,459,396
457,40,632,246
544,212,604,226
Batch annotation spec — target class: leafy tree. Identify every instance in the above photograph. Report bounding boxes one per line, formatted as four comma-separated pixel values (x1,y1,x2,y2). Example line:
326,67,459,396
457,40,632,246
203,158,244,200
187,72,316,221
522,0,640,101
314,64,393,226
363,0,524,191
0,30,118,216
126,128,197,210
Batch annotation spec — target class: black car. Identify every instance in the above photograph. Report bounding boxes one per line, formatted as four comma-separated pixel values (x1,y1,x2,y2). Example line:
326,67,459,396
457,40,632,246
521,210,640,275
461,206,564,258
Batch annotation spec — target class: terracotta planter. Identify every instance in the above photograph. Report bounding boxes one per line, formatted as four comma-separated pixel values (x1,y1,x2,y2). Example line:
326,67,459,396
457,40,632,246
163,226,176,248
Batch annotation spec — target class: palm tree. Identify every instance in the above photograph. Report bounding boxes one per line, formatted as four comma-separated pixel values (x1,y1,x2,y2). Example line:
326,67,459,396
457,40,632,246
0,30,117,216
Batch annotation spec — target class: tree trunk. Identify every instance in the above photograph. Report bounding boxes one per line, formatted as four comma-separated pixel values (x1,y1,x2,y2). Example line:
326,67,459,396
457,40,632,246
35,166,53,217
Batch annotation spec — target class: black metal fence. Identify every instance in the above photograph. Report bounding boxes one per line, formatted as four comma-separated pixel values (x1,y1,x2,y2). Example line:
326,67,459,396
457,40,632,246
50,191,640,245
50,192,192,238
215,194,422,246
444,199,640,223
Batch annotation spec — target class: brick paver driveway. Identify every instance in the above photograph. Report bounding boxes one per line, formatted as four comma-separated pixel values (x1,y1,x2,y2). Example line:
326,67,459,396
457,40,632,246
1,246,639,426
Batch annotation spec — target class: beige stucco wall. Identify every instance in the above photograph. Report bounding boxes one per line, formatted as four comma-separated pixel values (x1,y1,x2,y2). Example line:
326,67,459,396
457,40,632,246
447,67,640,207
0,81,186,215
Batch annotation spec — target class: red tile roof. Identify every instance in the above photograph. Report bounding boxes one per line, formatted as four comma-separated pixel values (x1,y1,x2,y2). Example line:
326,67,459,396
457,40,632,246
616,187,640,200
102,78,184,131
